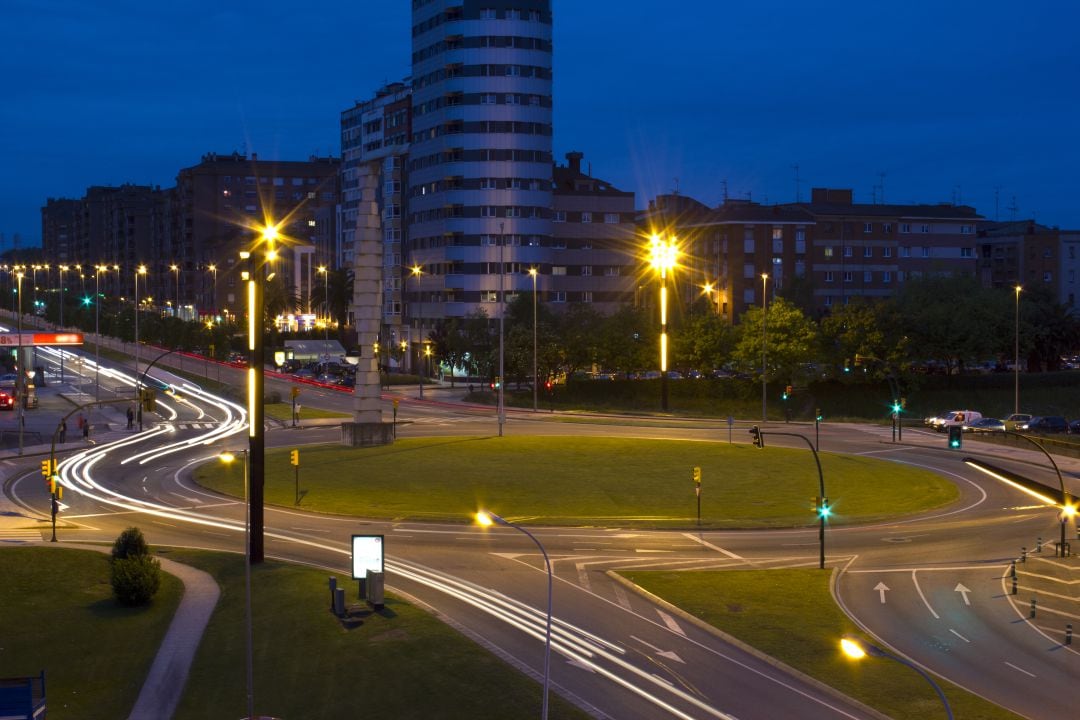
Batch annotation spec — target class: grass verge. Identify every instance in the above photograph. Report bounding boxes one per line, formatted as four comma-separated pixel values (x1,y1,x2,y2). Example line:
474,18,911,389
621,569,1020,719
164,549,589,719
193,436,958,528
264,402,350,422
0,546,183,719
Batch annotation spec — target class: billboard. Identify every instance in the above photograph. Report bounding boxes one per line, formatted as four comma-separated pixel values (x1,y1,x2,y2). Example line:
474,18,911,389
351,534,384,579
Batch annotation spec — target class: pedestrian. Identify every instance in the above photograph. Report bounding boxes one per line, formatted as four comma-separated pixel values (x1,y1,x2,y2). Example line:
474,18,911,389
126,406,134,430
82,417,89,441
58,418,67,444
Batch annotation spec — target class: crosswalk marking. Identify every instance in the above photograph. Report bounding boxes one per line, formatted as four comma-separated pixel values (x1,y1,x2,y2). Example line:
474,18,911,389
0,529,43,542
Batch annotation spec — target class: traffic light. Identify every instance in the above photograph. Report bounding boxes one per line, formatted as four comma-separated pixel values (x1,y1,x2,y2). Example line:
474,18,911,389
843,360,850,373
782,385,792,401
948,425,963,449
40,458,56,478
290,449,300,467
900,397,906,409
749,425,764,448
817,497,831,519
291,386,300,399
48,477,62,498
890,400,902,414
141,388,156,412
692,466,702,484
815,408,823,421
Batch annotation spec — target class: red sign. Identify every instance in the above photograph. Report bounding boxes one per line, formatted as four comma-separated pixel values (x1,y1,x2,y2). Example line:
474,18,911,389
0,333,84,346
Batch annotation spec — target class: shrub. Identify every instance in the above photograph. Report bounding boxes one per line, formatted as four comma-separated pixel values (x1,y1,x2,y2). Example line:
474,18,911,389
111,526,149,560
111,555,162,606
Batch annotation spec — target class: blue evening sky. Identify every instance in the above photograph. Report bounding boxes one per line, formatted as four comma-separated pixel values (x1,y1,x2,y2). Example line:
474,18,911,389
2,0,1078,249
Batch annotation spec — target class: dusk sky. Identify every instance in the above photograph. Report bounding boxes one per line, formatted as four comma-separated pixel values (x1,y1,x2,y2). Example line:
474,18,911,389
3,0,1078,249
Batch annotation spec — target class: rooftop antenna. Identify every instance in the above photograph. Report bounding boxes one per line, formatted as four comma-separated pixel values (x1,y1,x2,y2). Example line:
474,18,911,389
792,163,802,202
673,177,680,196
1008,196,1019,221
721,179,729,204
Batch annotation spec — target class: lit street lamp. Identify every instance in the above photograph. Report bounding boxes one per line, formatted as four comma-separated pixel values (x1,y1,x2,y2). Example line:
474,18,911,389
476,510,552,720
761,272,769,423
317,265,330,357
648,234,678,412
219,450,255,720
207,263,218,314
529,267,538,412
410,265,423,387
94,265,106,401
134,264,147,410
58,264,68,382
841,635,953,720
171,264,180,316
16,269,24,455
1014,285,1022,416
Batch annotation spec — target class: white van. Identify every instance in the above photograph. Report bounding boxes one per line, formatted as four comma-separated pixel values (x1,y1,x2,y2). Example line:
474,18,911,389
938,410,982,431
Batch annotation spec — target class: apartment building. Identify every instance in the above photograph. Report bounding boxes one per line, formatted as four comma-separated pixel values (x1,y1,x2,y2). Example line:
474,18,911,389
978,220,1080,309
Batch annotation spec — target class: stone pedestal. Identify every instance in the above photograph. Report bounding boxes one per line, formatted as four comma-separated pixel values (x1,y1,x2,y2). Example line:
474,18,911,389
340,422,395,447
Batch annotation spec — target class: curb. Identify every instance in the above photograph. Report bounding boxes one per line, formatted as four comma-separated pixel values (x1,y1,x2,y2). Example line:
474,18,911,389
604,569,893,720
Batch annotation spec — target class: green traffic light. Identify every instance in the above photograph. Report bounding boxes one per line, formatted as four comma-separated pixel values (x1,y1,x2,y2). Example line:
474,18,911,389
82,296,93,306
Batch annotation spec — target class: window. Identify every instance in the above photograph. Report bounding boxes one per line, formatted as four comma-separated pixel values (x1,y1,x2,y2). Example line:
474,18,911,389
481,206,497,217
480,8,496,19
825,271,835,283
863,271,872,282
772,238,783,253
481,234,496,246
863,223,873,233
307,220,316,227
505,207,520,218
307,192,316,200
843,246,853,258
744,237,755,253
898,270,905,282
921,247,930,258
772,227,783,240
552,266,567,276
824,246,834,258
580,212,592,223
743,289,756,304
604,213,619,224
795,261,805,277
883,271,892,283
960,247,973,258
481,291,498,302
843,271,853,283
901,223,911,233
553,210,566,222
883,223,892,233
552,291,566,303
863,247,873,258
1044,272,1053,282
920,224,931,233
883,247,892,258
960,225,973,234
604,266,620,276
581,265,592,276
1043,248,1053,258
824,296,833,307
901,246,911,258
743,263,756,279
581,291,593,303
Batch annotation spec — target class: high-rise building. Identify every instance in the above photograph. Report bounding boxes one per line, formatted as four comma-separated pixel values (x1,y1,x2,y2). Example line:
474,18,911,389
406,0,555,342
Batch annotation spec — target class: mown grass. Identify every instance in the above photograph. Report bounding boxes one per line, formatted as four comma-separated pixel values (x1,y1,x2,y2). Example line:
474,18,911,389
622,569,1021,720
166,549,589,720
194,436,958,528
0,547,183,720
263,401,350,421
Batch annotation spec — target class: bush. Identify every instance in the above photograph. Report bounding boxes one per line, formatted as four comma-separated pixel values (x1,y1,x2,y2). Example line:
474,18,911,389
112,527,149,560
111,555,162,606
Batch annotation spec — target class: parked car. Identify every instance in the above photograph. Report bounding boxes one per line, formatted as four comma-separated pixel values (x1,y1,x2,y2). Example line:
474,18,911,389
1069,419,1080,434
964,417,1005,433
1018,416,1068,433
1003,413,1033,430
0,390,13,410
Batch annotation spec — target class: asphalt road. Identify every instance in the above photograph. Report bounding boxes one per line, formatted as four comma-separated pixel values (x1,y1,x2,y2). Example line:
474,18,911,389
7,347,1080,719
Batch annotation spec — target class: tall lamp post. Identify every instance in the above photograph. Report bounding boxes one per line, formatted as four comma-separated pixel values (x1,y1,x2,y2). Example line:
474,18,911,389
171,264,180,317
219,450,255,720
409,265,422,385
134,265,146,405
207,263,218,315
317,265,330,358
477,510,552,720
1014,285,1022,416
529,267,538,412
761,272,769,423
58,264,68,382
94,265,106,401
841,635,953,720
498,227,506,437
648,234,678,412
16,270,24,455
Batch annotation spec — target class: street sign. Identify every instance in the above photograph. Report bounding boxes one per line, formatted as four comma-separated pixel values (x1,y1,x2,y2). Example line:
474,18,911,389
0,333,84,346
351,535,385,579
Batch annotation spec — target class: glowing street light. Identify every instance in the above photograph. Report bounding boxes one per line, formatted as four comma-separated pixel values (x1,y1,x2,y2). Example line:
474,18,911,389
134,264,147,408
317,265,329,357
761,272,769,423
171,264,180,316
840,635,953,719
476,510,552,720
648,234,678,411
529,267,538,412
1014,285,1022,416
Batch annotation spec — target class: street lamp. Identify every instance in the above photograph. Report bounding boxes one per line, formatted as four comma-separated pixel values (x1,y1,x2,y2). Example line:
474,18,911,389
15,269,24,455
207,263,218,314
94,265,106,401
1014,285,1022,416
498,226,506,437
840,635,953,720
761,272,769,423
476,510,552,720
648,233,678,412
58,264,68,382
409,264,422,385
171,264,180,317
219,450,255,720
134,265,147,404
530,267,538,413
317,265,329,358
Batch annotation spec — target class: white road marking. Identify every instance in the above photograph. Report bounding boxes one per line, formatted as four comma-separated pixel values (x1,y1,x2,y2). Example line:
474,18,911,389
1004,661,1036,677
874,582,890,604
576,562,592,592
631,635,685,664
954,583,972,606
681,533,744,559
949,629,970,642
657,609,686,637
613,583,633,611
912,570,940,619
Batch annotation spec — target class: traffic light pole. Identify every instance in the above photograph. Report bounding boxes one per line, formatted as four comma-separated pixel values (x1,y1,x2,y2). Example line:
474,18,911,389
750,426,828,569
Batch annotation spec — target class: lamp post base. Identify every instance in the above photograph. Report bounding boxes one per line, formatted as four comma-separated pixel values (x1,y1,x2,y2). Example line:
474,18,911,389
340,422,395,447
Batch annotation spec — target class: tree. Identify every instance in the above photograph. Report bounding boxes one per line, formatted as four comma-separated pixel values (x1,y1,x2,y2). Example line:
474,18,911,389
594,305,653,378
730,297,818,383
819,298,909,380
110,527,161,606
670,311,735,373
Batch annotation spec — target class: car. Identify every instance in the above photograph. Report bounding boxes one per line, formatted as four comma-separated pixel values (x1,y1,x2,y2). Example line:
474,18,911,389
1069,419,1080,434
0,391,13,410
964,417,1005,433
936,410,982,431
1003,413,1033,430
1018,416,1068,433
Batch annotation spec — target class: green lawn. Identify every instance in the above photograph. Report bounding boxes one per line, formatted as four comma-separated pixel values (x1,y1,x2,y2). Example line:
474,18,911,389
264,401,350,422
0,547,183,720
622,569,1021,720
165,549,588,720
194,436,958,528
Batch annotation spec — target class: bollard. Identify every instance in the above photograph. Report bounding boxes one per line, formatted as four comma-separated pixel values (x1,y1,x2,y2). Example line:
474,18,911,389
1067,624,1073,646
328,576,337,611
1012,576,1018,595
1030,598,1037,618
334,586,346,617
1021,547,1027,563
1037,537,1042,553
367,571,385,611
1010,560,1016,579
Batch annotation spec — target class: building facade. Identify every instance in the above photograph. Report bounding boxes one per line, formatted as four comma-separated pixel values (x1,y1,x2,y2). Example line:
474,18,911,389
977,220,1080,310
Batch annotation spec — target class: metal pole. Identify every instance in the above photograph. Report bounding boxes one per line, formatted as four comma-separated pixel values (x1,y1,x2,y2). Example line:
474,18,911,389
498,230,505,436
94,270,101,402
243,450,254,720
59,267,64,383
134,270,140,410
762,273,768,423
761,429,826,569
532,270,538,412
1014,286,1021,416
660,268,668,411
16,271,24,455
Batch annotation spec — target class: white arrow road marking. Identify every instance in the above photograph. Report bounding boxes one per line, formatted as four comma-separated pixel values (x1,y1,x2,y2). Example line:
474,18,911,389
612,583,633,611
874,582,890,603
57,502,69,512
657,609,686,637
631,635,686,664
954,583,972,606
576,562,592,592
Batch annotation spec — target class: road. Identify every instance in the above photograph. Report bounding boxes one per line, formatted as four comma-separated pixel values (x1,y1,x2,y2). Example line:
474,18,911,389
6,346,1079,719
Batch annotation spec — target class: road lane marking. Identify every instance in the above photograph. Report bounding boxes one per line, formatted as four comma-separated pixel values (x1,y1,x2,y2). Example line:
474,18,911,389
874,582,890,603
632,635,685,664
912,570,940,619
681,533,743,559
1004,661,1036,677
657,609,686,636
954,583,972,605
576,562,592,592
949,629,970,642
613,583,633,611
